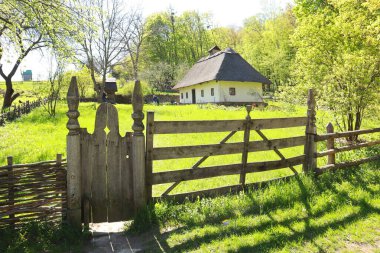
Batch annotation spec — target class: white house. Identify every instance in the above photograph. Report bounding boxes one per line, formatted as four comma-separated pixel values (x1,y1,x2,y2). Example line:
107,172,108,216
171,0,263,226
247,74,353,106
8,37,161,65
173,46,271,105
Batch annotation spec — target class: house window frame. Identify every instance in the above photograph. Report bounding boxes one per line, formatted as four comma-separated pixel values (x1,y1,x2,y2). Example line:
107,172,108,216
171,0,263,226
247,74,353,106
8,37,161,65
211,88,214,96
229,87,236,96
201,90,204,97
181,93,183,99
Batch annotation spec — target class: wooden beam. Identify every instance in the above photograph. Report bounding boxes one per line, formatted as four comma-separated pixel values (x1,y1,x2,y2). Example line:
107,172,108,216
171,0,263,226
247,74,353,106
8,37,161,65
152,136,306,160
153,117,307,134
315,140,380,158
315,128,380,142
152,155,305,185
316,154,380,174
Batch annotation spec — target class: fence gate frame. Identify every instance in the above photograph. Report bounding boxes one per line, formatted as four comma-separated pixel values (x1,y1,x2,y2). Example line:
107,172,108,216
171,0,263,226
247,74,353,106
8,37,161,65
66,77,146,229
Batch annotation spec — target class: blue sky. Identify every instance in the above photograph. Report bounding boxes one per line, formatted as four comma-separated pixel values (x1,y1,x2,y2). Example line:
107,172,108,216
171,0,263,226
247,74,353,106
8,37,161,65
0,0,293,81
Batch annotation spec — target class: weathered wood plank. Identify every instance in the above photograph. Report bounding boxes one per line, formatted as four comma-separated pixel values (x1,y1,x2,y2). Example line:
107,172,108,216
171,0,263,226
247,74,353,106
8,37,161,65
91,103,107,223
315,128,380,142
152,155,305,185
251,117,308,130
80,129,91,223
153,136,306,160
153,174,297,203
145,111,154,200
153,117,307,134
316,154,380,174
240,106,252,185
154,120,244,134
107,103,123,222
121,132,133,220
315,140,380,158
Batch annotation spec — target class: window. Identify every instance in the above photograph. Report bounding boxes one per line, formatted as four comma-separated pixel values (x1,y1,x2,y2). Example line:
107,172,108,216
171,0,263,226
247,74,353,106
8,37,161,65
181,93,183,99
186,92,188,99
229,88,236,96
201,90,204,97
211,88,214,96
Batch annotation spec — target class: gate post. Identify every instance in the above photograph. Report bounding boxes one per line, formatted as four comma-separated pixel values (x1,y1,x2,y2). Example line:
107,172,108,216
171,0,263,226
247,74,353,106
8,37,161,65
66,77,82,230
131,80,147,212
303,89,317,173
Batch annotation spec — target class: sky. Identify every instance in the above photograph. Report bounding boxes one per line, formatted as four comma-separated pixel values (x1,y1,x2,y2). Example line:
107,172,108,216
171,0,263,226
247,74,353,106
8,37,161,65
1,0,293,81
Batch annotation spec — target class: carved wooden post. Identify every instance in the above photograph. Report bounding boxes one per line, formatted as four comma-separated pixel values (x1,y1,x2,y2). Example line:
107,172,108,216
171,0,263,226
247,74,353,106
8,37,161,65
131,80,146,212
303,89,317,173
240,105,252,186
66,76,82,229
326,122,335,166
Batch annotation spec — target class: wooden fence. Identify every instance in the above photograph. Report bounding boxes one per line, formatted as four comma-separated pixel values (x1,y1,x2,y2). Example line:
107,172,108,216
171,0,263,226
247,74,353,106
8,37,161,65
0,154,67,228
146,106,309,202
0,98,47,126
315,124,380,174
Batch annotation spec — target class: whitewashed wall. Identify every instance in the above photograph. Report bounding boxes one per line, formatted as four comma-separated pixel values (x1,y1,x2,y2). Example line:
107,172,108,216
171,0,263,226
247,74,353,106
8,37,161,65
178,80,263,104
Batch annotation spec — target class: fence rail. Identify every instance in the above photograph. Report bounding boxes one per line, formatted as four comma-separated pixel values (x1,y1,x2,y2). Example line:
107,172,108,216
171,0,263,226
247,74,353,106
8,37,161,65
0,98,48,126
147,107,308,199
0,154,67,228
315,123,380,174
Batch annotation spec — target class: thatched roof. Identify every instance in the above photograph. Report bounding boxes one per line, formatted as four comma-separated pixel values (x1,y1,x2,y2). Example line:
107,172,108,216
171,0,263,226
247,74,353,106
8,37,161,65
173,47,271,89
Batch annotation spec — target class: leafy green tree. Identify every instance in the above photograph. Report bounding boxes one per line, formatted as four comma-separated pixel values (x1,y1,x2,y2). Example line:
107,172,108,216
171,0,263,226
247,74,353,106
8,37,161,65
240,6,296,90
291,0,380,135
0,0,81,109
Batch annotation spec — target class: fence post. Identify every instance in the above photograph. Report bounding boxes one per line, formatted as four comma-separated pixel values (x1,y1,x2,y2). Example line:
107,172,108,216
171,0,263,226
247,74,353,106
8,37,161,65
303,89,317,173
145,111,154,201
240,105,252,186
66,76,82,230
326,123,335,166
7,156,15,229
131,80,146,212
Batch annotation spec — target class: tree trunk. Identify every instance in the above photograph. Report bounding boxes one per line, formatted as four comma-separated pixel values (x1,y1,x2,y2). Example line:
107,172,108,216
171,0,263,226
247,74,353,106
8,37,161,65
2,78,20,110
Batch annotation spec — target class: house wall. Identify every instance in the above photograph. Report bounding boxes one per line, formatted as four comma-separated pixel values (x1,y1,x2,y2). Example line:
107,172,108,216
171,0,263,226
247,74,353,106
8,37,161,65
179,81,221,104
178,81,263,104
218,81,263,103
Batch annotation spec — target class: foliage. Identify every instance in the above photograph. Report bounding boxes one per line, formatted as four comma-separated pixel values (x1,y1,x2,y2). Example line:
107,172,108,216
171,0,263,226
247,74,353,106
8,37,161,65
290,0,380,133
64,66,94,98
0,222,84,253
0,0,83,108
141,10,212,89
240,6,296,90
126,203,158,234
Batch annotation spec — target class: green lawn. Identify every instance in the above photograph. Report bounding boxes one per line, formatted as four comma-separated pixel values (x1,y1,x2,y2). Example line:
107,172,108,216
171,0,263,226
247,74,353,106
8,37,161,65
0,101,378,197
0,101,379,252
139,163,380,252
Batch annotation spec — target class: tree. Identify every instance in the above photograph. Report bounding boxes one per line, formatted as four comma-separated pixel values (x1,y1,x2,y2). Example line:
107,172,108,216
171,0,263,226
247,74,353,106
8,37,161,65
77,0,138,100
142,10,213,89
240,6,296,90
0,0,81,109
42,55,66,117
291,0,380,136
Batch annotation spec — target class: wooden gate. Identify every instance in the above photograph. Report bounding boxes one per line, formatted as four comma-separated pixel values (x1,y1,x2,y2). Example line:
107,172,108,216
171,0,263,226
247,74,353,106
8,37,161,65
66,77,145,228
79,103,133,223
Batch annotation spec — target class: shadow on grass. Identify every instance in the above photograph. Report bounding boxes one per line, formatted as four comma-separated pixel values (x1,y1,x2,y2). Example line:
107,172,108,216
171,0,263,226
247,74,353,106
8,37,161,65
148,164,380,252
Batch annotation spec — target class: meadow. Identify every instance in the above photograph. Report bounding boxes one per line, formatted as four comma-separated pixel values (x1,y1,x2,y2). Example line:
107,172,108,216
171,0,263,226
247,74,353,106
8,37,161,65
0,100,379,252
0,101,378,197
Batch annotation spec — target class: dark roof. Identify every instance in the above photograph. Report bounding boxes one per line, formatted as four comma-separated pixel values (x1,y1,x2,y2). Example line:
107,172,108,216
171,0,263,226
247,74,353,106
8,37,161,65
173,47,271,89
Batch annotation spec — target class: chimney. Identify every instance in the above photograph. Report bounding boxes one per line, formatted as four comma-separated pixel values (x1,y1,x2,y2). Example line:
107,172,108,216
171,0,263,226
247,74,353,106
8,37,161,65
208,45,221,56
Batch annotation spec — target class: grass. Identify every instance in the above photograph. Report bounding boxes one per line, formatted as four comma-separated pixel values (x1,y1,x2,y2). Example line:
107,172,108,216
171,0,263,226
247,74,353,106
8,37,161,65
0,100,379,252
0,222,86,253
0,101,378,197
128,161,380,252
